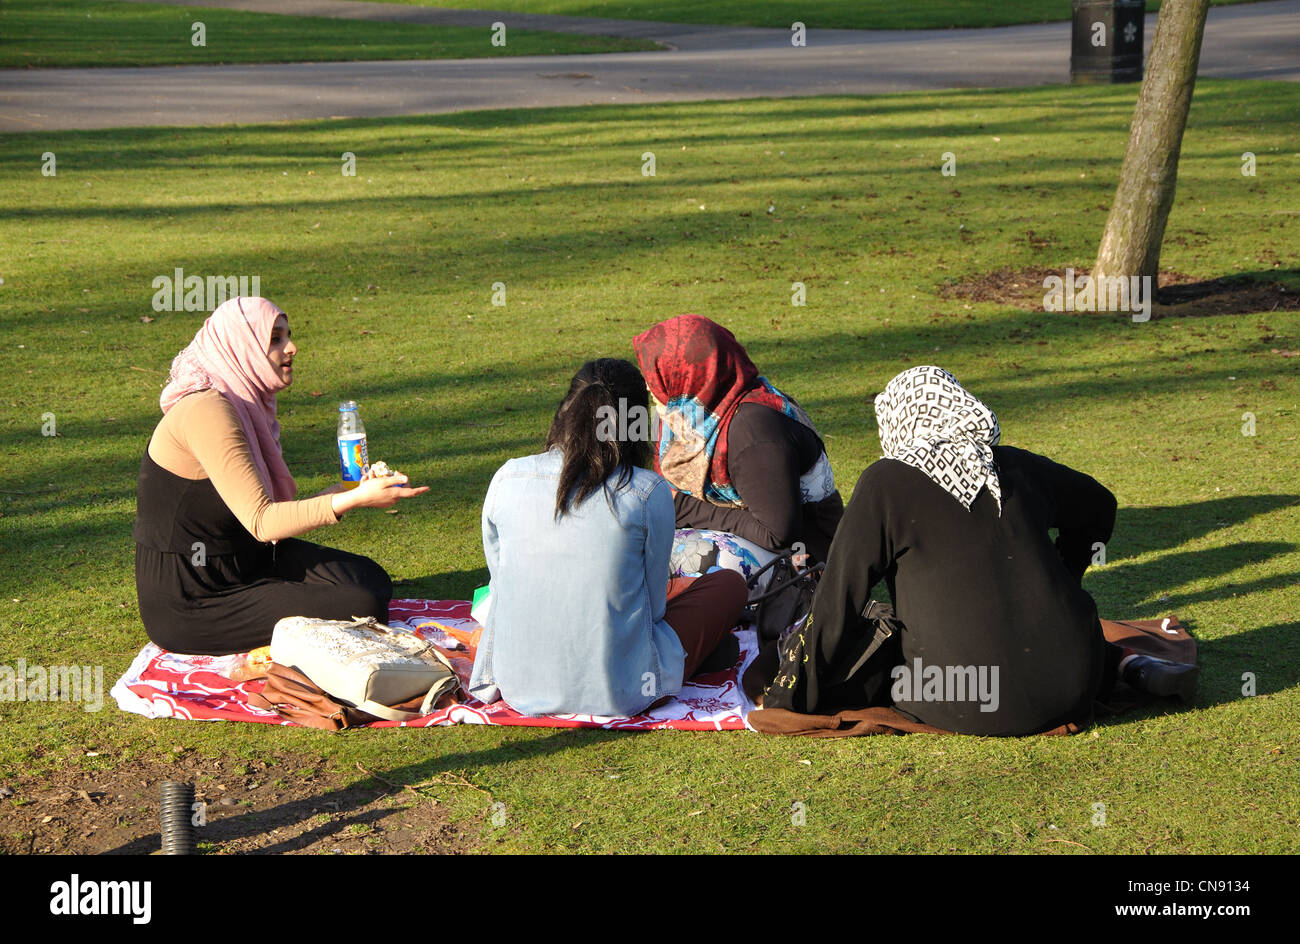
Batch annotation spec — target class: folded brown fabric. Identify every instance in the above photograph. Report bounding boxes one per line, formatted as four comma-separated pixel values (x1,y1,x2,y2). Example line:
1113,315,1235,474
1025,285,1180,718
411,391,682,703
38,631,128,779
246,662,446,731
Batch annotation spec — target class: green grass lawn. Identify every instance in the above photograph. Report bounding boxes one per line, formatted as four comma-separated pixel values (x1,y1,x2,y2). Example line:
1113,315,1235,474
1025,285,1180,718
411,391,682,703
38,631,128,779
355,0,1269,31
0,0,659,69
0,79,1297,853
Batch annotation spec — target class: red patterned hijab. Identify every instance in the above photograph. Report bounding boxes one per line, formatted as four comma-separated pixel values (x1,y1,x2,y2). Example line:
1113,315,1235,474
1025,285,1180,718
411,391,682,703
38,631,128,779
633,314,809,506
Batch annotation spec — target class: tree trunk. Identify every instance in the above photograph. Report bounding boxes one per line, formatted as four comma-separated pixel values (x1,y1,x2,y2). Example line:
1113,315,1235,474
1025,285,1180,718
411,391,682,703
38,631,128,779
1092,0,1210,303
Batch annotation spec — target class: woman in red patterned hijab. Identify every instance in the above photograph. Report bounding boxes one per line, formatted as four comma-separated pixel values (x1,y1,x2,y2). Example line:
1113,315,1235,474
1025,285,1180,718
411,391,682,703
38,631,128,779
633,314,808,504
633,314,842,564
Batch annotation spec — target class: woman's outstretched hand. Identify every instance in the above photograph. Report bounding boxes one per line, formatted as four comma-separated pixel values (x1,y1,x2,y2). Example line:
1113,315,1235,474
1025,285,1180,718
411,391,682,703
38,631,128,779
330,473,429,516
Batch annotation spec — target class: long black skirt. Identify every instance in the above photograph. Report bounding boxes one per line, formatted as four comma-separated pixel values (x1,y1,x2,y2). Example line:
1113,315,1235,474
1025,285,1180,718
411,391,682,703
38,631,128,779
136,537,392,656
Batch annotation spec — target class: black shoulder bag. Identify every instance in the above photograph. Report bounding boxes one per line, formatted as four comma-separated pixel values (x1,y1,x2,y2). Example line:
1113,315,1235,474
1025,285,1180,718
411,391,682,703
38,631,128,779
763,599,905,713
745,548,825,643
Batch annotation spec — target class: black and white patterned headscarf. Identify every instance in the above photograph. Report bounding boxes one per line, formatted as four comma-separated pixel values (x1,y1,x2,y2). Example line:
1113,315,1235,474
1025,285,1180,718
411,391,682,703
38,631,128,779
874,366,1002,514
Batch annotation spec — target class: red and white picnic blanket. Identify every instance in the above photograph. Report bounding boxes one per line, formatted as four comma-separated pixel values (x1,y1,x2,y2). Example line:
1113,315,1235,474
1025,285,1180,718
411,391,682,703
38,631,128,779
111,600,757,731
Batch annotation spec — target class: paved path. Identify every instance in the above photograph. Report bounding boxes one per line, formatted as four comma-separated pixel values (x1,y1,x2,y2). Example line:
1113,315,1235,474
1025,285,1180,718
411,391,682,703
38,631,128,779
1,1,1296,131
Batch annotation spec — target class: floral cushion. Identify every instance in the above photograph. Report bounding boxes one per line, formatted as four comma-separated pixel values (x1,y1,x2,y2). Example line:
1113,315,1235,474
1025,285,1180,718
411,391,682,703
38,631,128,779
669,528,779,598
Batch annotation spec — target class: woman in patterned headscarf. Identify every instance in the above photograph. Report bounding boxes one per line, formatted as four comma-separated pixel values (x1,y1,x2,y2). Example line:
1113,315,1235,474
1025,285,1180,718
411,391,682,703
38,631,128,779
873,365,1004,514
632,314,844,566
754,365,1195,736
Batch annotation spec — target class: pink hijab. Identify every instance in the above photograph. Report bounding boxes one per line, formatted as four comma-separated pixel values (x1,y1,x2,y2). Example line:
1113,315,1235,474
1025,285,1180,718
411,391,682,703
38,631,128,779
159,296,297,501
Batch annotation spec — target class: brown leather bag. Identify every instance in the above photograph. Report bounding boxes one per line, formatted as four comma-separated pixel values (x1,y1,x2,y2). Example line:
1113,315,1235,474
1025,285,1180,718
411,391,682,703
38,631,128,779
247,663,448,731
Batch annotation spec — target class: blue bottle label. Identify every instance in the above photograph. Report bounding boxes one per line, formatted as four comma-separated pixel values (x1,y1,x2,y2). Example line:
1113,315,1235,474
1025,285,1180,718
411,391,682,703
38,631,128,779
338,435,368,483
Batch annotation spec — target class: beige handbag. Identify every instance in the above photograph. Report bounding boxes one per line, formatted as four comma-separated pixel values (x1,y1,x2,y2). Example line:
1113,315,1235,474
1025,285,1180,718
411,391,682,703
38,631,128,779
269,616,459,722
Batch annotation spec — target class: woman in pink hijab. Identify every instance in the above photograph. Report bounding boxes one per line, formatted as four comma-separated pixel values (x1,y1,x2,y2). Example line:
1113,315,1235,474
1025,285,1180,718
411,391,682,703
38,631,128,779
134,296,427,655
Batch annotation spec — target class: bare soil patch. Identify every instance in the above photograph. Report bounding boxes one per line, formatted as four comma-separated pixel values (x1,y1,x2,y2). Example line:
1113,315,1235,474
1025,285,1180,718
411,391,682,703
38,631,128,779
940,267,1295,318
0,749,476,855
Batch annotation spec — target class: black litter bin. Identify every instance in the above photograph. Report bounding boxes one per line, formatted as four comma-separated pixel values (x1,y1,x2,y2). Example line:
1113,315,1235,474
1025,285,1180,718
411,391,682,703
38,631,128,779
1071,0,1145,84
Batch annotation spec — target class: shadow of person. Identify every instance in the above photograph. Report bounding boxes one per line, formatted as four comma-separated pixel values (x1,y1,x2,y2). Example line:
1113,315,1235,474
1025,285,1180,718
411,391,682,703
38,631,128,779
1089,541,1297,620
1086,493,1299,618
1116,494,1299,556
1192,619,1300,708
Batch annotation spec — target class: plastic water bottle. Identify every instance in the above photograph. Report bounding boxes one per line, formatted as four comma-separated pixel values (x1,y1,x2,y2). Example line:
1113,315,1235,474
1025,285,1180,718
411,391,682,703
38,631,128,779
337,400,369,490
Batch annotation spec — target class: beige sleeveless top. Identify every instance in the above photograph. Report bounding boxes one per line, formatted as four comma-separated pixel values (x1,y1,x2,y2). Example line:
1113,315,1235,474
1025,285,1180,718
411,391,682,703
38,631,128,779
147,389,338,542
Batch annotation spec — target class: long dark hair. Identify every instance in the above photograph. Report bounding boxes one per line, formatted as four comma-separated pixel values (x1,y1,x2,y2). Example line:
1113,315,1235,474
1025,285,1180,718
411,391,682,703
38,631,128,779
546,358,653,519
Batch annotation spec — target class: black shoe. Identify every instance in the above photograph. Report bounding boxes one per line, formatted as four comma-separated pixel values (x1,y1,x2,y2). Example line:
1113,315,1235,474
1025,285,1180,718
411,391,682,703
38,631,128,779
1121,655,1199,700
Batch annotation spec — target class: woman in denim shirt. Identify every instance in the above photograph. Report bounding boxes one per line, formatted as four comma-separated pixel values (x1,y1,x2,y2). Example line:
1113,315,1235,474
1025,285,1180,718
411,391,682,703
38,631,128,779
469,358,748,717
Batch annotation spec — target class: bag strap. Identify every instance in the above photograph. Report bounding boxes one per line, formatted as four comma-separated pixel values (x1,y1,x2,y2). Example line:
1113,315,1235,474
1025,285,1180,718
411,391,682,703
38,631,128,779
826,600,902,686
745,548,795,590
352,672,460,723
343,616,461,722
748,561,825,604
833,622,895,686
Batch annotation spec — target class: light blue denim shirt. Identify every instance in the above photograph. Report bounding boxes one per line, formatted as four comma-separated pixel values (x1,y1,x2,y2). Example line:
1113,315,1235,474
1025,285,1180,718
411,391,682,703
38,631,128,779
468,448,686,717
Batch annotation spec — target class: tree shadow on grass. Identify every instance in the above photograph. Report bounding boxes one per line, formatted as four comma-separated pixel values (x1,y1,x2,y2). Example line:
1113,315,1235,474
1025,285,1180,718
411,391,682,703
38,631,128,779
1087,492,1297,648
1083,495,1300,724
8,87,1295,326
6,80,1288,171
1152,273,1299,317
0,90,1140,171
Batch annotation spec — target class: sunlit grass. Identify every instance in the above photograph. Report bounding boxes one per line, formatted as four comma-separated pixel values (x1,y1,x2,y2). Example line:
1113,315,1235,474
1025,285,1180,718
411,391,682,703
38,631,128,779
354,0,1266,31
0,79,1296,852
0,0,659,69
